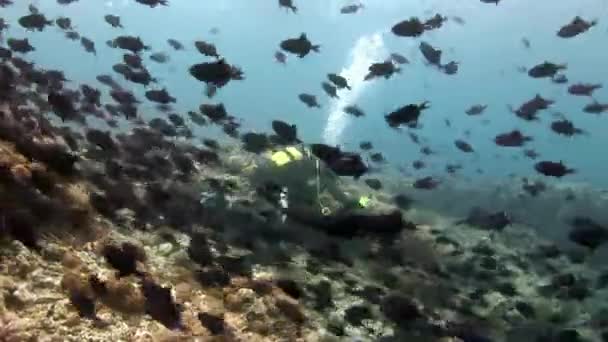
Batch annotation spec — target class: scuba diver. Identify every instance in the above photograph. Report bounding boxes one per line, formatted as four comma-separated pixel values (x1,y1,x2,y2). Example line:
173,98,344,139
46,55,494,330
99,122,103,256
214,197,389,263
254,143,408,238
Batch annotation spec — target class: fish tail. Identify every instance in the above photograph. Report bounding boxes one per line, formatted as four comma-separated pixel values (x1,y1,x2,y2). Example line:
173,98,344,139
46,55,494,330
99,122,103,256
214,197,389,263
311,45,320,53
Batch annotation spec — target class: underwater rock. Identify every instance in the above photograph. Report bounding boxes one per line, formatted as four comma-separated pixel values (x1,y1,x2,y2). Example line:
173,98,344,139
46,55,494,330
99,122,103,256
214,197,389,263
306,280,333,310
101,241,146,277
344,305,373,326
196,266,230,287
141,279,182,330
68,289,97,319
514,301,536,319
198,312,225,335
381,294,422,327
275,298,306,324
276,279,303,299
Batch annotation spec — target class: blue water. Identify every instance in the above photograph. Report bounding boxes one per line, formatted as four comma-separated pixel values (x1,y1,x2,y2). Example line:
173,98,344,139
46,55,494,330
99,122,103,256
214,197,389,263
3,0,608,186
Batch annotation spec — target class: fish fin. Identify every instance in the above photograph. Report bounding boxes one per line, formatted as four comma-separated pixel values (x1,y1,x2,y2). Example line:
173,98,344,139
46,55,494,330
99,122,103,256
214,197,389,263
299,33,307,40
311,45,320,53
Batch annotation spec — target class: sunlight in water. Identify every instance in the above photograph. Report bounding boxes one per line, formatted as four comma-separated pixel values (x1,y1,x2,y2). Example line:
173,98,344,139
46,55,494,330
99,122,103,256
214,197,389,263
323,32,386,146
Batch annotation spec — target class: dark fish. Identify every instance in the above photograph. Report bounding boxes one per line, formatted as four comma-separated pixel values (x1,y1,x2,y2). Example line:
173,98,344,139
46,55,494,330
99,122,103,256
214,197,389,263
104,14,122,28
412,160,425,170
557,17,596,38
167,113,185,127
550,119,584,136
274,51,287,64
409,132,421,144
364,178,382,190
419,41,441,66
456,207,512,231
340,3,363,14
364,60,400,80
446,163,462,174
298,93,320,108
199,103,228,122
521,38,531,48
390,53,409,65
96,74,120,89
327,73,351,90
141,279,182,330
567,217,608,250
344,105,365,117
145,89,176,104
202,138,218,149
534,161,574,178
167,38,184,50
57,0,79,4
110,89,139,105
359,141,373,150
466,104,487,115
28,4,39,14
370,152,385,163
278,0,297,13
385,101,430,128
125,69,156,86
111,36,149,53
568,83,601,96
552,74,568,84
454,139,474,153
423,13,447,30
69,291,97,320
271,120,299,144
123,53,143,69
280,33,320,58
583,101,608,114
81,84,101,107
65,31,80,41
135,0,168,7
451,16,465,25
86,129,117,151
198,313,225,335
512,94,553,121
7,38,35,53
188,111,207,126
528,62,566,78
112,63,131,76
195,41,219,58
48,91,80,122
242,132,270,154
392,17,425,37
80,37,96,55
494,130,532,147
149,52,169,63
328,152,368,178
149,118,177,136
441,61,459,75
480,0,500,4
189,59,244,88
18,13,53,31
55,17,73,30
321,82,339,98
413,176,440,190
209,27,220,35
523,149,539,160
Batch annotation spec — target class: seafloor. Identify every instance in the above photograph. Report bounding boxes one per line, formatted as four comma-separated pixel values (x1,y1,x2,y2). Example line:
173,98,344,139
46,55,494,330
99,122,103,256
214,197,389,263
0,120,607,342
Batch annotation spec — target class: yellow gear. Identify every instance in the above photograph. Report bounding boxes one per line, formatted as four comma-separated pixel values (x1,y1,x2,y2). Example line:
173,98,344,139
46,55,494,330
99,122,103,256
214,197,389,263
270,146,304,167
358,195,371,208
